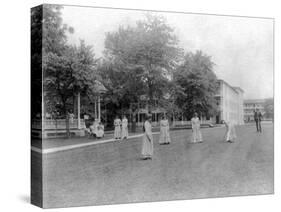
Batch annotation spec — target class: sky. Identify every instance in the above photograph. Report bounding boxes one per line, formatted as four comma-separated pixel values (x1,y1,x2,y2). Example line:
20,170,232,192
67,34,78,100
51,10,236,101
61,5,274,99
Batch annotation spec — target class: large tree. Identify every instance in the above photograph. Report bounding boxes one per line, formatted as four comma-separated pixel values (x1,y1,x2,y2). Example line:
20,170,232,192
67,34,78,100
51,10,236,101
42,5,98,137
98,60,146,108
103,14,183,112
43,40,98,136
42,5,74,55
174,51,218,119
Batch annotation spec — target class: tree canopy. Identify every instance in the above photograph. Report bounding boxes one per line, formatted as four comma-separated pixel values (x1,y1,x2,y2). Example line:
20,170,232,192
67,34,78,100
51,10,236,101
174,51,218,119
42,5,99,114
40,5,99,136
33,6,222,133
103,14,183,112
42,4,74,55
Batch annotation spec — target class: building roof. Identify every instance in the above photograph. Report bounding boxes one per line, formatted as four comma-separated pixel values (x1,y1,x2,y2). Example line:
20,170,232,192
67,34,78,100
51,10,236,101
244,99,266,103
233,87,244,93
217,79,244,94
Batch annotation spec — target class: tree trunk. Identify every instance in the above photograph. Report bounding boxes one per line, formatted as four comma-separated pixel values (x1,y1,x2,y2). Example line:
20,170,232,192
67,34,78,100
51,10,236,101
131,111,136,133
147,83,153,114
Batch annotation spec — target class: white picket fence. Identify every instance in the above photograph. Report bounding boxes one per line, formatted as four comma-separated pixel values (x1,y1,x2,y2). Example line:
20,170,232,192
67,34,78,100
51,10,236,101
32,119,86,130
137,120,213,127
32,119,213,130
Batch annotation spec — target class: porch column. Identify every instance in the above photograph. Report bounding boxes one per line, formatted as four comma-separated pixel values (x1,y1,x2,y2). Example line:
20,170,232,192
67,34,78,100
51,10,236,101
77,92,81,129
94,99,97,120
138,111,140,126
98,95,101,122
137,103,140,126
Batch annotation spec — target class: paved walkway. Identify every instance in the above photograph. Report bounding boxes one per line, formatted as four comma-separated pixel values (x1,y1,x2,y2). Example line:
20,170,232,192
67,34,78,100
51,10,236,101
31,132,160,154
32,125,225,154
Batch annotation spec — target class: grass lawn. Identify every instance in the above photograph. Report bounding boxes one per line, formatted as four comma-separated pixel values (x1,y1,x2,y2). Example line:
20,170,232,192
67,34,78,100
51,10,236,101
40,123,273,208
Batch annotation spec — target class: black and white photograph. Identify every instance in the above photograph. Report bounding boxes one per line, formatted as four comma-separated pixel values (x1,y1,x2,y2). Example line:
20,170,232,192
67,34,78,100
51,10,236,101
30,3,274,209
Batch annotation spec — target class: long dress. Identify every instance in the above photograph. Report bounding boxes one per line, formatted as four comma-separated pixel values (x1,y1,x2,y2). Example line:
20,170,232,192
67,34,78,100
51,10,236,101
114,119,121,139
159,119,171,144
96,124,104,138
90,121,99,136
141,120,153,159
191,117,203,143
69,113,74,124
121,118,129,139
224,121,237,142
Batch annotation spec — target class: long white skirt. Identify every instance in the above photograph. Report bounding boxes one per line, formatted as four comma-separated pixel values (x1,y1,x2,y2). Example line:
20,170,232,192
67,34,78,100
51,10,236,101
191,127,203,143
141,134,153,158
121,126,128,139
225,125,237,142
159,127,171,144
114,126,121,139
96,129,104,138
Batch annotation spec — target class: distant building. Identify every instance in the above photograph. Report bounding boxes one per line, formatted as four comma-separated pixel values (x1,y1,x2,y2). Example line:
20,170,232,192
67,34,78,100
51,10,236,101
214,80,244,125
243,99,266,122
130,79,245,126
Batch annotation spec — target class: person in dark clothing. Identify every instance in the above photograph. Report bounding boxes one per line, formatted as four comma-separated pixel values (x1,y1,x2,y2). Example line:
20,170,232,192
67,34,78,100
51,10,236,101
254,109,263,132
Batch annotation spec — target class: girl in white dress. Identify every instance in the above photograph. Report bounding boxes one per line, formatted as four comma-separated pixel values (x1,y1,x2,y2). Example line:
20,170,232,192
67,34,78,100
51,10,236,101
114,116,121,140
96,122,104,138
159,114,171,145
141,114,153,159
89,119,99,137
121,115,129,139
223,120,237,143
191,112,203,143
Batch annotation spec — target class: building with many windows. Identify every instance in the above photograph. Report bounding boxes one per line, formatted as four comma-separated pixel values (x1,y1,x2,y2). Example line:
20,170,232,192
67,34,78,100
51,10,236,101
129,79,245,126
214,80,244,125
243,99,266,122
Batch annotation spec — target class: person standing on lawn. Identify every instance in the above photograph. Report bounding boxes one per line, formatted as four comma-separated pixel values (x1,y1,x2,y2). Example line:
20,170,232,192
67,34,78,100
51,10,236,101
121,115,129,139
254,109,263,133
159,113,171,145
223,120,237,143
141,114,154,160
191,112,203,143
69,110,75,124
114,116,122,140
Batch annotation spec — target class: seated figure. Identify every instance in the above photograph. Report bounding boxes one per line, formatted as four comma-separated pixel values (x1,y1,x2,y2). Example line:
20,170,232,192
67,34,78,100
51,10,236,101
96,122,104,138
88,119,99,138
